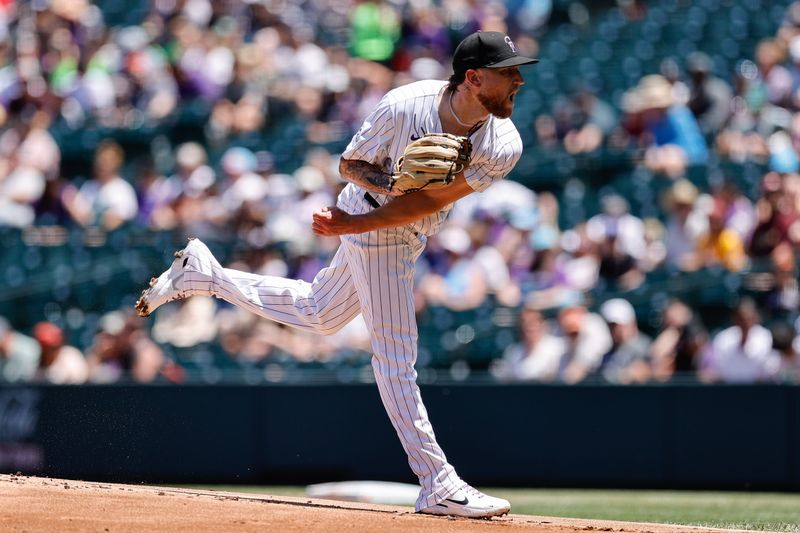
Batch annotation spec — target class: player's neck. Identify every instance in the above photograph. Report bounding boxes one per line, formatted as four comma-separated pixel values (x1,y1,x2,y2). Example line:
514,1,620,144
445,88,488,135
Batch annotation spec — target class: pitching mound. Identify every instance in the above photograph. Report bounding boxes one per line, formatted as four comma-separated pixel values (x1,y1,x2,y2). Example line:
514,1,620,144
1,474,753,533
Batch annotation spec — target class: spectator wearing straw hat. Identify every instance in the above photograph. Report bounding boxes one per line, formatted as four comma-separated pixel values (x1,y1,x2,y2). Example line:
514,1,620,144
622,74,708,178
663,179,707,271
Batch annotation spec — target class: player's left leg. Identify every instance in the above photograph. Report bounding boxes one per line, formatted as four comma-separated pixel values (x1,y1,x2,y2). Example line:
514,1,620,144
339,228,467,510
340,228,510,517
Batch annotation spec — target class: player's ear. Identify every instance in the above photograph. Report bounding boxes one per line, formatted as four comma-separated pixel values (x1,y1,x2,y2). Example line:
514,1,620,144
466,69,481,88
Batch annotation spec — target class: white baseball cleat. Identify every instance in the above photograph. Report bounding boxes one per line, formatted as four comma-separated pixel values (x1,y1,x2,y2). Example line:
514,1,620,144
135,240,194,317
418,485,510,518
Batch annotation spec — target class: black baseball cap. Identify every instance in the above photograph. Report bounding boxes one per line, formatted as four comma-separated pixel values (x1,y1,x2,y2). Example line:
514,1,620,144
452,31,539,73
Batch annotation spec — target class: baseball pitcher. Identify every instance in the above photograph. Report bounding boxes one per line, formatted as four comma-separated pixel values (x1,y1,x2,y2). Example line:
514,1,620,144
136,31,537,518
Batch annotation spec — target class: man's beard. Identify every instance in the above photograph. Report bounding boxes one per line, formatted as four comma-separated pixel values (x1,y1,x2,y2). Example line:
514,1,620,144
476,90,513,119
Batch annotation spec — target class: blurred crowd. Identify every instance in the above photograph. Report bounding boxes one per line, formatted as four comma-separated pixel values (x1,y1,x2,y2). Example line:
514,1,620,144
492,296,798,385
1,0,800,384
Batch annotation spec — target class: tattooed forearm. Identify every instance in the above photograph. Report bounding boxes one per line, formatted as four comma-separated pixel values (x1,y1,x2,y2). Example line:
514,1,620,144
339,158,399,196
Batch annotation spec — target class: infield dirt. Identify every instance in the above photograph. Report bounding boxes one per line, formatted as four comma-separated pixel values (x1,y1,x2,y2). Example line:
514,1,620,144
0,474,760,532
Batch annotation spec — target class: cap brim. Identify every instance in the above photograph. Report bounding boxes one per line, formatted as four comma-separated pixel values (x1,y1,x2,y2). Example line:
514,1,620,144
486,56,539,68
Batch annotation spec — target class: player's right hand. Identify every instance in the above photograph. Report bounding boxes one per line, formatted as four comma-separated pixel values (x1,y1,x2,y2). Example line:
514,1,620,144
312,206,361,236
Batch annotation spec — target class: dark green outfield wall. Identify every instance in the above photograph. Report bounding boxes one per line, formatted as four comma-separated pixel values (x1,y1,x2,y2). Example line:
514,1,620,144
0,383,798,489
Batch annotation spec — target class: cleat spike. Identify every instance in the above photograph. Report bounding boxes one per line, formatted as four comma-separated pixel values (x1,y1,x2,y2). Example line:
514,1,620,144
134,295,150,317
136,240,193,317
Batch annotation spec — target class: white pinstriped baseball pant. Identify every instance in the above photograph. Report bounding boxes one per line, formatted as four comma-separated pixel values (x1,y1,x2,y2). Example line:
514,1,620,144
180,235,464,510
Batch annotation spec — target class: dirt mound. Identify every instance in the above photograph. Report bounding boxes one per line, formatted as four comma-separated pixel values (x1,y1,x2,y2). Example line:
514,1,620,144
0,474,752,532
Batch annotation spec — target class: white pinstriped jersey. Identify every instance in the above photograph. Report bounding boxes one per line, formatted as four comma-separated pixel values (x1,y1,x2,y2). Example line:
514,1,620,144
338,79,524,236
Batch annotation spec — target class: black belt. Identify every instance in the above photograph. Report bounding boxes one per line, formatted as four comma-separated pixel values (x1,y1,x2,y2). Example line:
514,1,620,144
364,192,381,208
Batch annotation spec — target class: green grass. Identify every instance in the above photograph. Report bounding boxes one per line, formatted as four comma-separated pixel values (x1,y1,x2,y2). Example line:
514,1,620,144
178,486,800,532
489,488,800,532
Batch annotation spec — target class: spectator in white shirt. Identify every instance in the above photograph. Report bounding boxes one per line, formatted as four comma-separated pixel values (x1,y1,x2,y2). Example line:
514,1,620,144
492,307,565,382
587,194,647,262
702,298,779,383
62,140,138,230
663,179,708,271
556,305,612,383
769,322,800,384
0,317,40,383
32,322,88,384
587,194,648,290
0,163,45,228
598,298,653,384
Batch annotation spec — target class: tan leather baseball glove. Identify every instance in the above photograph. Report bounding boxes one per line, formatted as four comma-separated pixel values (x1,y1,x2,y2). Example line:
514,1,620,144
390,133,472,194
